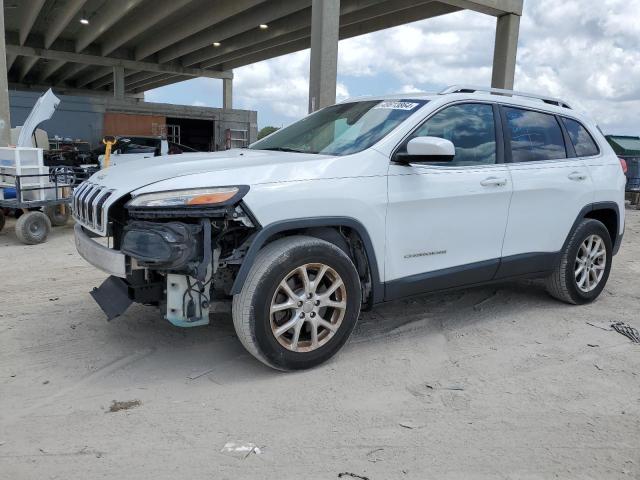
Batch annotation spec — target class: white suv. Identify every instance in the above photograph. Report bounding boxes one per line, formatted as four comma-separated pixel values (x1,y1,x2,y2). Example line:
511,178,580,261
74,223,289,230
73,86,626,370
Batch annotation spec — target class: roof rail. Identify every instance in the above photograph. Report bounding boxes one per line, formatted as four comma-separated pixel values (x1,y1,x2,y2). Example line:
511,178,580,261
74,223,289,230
440,85,572,109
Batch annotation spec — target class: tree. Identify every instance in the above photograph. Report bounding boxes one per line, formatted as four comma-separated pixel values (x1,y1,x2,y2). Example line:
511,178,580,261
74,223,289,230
258,126,279,140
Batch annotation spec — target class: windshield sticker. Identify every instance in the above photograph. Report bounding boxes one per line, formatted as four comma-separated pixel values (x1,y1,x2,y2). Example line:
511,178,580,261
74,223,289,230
374,101,420,111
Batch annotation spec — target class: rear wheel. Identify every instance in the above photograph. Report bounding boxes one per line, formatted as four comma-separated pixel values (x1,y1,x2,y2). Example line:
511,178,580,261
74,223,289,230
233,236,362,370
15,211,51,245
546,219,612,304
0,209,5,233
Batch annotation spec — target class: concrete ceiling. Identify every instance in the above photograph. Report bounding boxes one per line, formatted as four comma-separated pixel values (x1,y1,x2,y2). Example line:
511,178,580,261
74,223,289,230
2,0,522,95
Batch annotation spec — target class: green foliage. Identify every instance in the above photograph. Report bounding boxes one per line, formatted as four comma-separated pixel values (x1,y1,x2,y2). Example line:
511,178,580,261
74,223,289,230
258,126,280,140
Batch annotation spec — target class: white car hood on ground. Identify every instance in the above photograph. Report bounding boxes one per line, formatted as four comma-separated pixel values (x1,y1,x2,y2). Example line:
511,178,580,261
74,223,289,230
89,149,340,196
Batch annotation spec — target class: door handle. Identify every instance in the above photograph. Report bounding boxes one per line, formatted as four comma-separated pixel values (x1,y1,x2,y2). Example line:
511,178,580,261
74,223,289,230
480,177,508,187
568,172,587,181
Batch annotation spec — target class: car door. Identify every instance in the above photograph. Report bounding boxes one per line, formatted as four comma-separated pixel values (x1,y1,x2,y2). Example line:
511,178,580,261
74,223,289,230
385,102,513,300
496,105,594,277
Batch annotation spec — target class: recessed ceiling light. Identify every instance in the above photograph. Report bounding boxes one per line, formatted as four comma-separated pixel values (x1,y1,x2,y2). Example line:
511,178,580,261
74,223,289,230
259,24,268,30
213,42,221,47
80,18,89,25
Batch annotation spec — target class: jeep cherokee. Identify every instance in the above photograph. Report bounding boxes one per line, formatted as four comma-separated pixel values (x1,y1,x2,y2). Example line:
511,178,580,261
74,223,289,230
73,85,626,370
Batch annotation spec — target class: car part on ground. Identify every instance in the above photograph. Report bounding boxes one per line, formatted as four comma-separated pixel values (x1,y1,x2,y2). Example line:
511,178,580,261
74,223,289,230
611,322,640,343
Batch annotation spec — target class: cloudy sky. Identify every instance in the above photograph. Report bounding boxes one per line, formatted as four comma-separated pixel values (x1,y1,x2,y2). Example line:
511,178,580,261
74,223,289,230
146,0,640,134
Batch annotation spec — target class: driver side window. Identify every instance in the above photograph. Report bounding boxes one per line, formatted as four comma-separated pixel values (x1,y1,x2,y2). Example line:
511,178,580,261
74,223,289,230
404,103,497,166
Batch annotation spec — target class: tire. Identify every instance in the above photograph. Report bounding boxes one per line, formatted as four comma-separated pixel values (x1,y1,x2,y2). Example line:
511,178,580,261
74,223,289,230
545,219,612,305
45,204,71,226
0,209,5,233
233,235,362,371
15,211,52,245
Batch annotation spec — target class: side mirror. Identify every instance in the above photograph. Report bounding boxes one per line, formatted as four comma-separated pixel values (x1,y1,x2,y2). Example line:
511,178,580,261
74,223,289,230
396,136,456,163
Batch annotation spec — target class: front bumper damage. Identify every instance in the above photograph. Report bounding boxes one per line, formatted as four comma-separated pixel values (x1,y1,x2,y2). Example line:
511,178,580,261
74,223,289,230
74,223,126,278
74,222,214,327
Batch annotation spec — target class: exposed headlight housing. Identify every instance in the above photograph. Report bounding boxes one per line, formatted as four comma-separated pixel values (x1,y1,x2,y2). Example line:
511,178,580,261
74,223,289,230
126,186,248,208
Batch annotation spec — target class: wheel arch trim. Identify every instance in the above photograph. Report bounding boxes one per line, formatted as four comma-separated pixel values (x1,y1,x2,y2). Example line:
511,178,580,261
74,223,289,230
230,217,383,303
567,201,622,255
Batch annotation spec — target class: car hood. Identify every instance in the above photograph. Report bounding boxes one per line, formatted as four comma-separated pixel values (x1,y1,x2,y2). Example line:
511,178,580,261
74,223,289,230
89,148,337,194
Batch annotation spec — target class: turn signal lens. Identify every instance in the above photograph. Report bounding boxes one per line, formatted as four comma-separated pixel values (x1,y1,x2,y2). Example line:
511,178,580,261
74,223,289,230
187,191,237,205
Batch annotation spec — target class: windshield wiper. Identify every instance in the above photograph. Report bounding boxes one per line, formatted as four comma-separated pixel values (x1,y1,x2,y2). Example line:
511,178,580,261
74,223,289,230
261,147,317,154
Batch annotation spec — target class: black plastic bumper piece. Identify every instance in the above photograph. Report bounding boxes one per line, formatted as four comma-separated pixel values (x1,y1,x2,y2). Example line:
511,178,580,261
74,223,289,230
90,276,133,321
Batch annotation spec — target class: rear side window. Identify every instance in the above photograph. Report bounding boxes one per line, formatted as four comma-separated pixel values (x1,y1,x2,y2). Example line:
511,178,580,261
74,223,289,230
504,107,566,162
561,118,600,157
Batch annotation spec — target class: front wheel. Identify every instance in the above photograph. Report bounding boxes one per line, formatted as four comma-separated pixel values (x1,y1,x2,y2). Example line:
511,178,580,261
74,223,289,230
546,219,612,304
232,236,362,370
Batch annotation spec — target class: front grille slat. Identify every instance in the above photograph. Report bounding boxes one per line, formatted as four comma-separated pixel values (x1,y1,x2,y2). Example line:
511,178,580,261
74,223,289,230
72,182,112,234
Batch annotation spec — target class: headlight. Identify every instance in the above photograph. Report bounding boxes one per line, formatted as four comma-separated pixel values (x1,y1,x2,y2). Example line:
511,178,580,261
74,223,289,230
126,186,248,208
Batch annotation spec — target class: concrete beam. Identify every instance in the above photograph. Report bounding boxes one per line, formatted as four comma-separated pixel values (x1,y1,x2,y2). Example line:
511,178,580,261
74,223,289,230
113,66,125,99
223,76,233,110
75,0,147,52
6,44,234,80
0,0,11,146
100,0,193,56
440,0,522,16
18,56,39,81
132,75,191,93
125,72,167,91
491,13,520,89
76,66,112,88
37,59,66,82
308,0,340,112
55,63,88,83
134,0,265,60
19,0,47,45
201,0,445,69
159,0,310,64
6,53,17,71
213,1,458,72
44,0,87,48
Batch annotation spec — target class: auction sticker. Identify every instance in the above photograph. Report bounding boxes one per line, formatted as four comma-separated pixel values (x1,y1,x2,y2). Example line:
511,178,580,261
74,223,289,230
374,101,420,110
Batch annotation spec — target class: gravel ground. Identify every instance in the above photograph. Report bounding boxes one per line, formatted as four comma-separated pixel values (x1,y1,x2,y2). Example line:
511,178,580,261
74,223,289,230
1,210,639,480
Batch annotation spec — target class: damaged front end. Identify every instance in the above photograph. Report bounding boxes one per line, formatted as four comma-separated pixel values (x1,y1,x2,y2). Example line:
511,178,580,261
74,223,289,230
77,185,258,327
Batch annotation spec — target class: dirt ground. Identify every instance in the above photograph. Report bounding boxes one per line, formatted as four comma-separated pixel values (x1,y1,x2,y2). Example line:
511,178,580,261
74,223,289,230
1,210,639,480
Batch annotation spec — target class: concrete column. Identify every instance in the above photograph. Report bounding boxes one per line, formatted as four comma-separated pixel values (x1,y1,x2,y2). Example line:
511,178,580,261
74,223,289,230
308,0,340,113
113,65,125,99
491,13,520,90
223,76,233,110
0,0,12,146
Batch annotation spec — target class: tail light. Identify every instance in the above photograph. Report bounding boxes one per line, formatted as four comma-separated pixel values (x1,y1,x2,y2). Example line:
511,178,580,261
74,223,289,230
619,157,628,174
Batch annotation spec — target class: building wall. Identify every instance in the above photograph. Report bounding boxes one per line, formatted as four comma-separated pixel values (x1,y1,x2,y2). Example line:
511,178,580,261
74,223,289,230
9,90,258,150
103,113,166,137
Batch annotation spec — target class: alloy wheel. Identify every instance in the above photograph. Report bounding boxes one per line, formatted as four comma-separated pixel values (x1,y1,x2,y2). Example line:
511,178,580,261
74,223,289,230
575,234,607,293
270,263,347,352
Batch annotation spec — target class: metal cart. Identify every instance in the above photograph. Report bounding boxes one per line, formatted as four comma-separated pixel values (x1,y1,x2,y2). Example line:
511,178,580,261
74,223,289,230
0,168,93,244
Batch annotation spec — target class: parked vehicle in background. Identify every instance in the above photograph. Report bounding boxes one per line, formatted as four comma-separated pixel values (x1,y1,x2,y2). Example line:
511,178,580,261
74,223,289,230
73,85,625,370
606,135,640,193
97,136,199,167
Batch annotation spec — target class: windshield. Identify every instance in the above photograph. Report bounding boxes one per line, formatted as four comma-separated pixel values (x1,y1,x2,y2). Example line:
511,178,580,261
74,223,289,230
250,99,427,156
